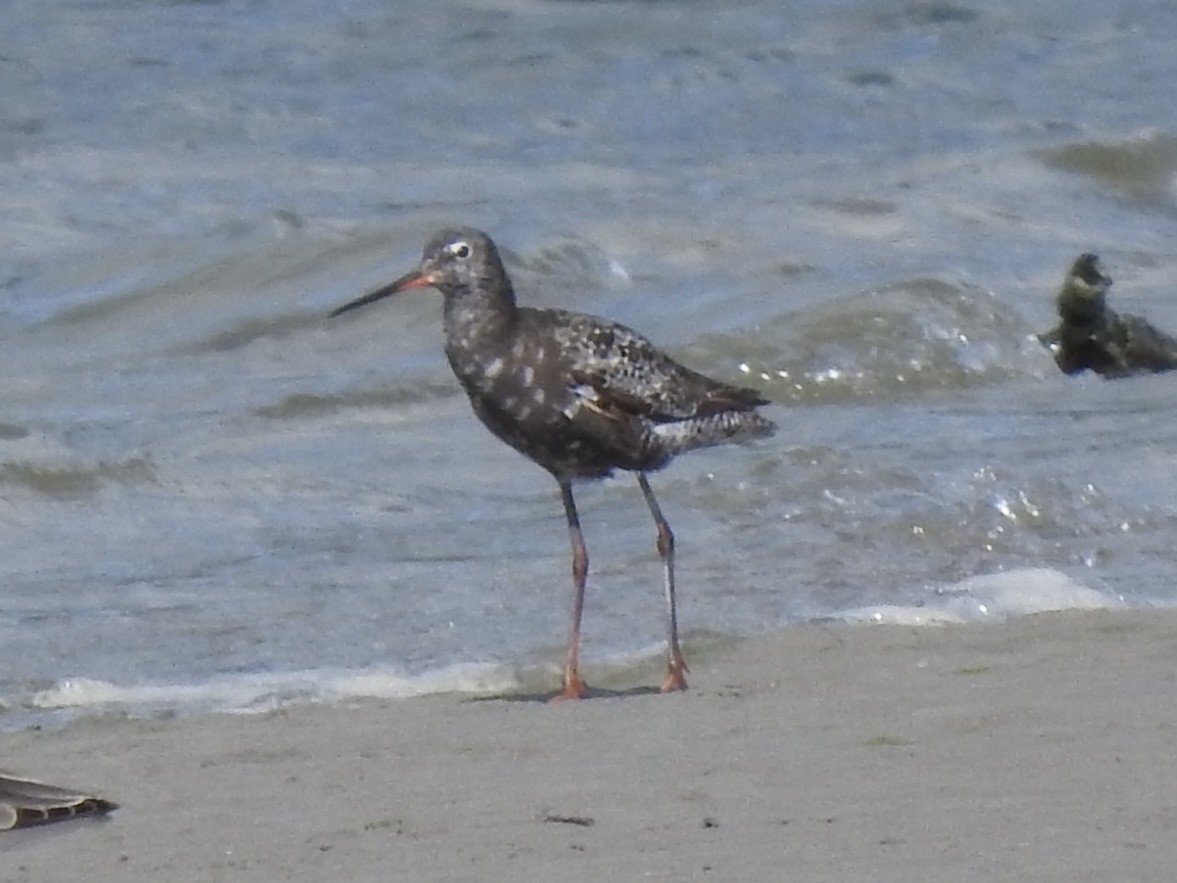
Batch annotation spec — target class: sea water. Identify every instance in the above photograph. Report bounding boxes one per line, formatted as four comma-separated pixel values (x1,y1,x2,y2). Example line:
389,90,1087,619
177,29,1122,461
1,0,1175,728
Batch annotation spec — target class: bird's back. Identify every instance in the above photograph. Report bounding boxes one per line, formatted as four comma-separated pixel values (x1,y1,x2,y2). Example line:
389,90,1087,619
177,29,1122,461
546,308,767,419
1115,313,1177,374
529,307,773,474
1047,307,1177,378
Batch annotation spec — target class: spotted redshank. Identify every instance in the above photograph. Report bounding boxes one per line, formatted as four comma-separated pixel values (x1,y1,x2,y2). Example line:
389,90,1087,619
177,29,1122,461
331,227,775,699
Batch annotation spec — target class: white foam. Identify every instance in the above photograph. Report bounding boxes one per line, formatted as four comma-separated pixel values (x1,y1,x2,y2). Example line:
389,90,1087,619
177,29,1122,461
28,662,521,718
837,606,969,626
931,568,1124,620
3,569,1131,726
837,568,1124,626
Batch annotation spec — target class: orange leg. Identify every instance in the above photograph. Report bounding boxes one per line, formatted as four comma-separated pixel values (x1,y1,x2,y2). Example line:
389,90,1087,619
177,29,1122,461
638,474,689,693
552,480,589,701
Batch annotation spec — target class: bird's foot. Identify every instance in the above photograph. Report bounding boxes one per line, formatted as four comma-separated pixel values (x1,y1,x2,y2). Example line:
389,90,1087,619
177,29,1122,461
550,672,589,703
660,659,689,694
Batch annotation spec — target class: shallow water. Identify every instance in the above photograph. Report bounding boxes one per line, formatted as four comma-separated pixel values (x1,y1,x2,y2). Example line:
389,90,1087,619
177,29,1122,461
2,0,1176,727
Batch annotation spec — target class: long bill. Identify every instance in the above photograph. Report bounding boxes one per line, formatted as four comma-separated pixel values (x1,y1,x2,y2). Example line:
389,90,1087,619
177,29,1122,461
329,270,435,318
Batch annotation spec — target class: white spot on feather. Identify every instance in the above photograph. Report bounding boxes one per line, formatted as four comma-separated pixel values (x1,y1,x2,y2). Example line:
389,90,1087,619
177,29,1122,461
562,384,598,420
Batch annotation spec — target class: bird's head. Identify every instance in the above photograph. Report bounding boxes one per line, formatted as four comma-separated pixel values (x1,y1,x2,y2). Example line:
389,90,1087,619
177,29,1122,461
1057,253,1112,323
330,227,509,318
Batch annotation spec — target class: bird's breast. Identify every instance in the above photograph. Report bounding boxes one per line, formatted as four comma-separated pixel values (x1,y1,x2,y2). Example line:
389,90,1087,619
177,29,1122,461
446,339,573,426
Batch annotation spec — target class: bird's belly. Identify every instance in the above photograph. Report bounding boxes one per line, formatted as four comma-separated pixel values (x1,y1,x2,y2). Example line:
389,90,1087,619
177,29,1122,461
459,378,683,482
463,390,623,479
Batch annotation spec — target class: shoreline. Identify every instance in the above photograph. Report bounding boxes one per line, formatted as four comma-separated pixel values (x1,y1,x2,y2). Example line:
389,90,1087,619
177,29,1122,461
7,607,1177,881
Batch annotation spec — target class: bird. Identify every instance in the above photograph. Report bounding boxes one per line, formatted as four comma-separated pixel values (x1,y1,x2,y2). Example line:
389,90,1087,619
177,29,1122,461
0,770,117,831
1038,253,1177,378
331,227,775,700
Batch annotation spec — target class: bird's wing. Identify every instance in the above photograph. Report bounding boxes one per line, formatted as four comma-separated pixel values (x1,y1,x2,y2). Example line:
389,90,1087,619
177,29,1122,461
1117,314,1177,372
0,771,117,831
556,313,765,422
1037,324,1062,349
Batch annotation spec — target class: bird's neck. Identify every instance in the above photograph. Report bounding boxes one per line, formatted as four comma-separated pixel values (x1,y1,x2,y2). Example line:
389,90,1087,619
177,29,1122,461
1058,285,1105,325
442,281,519,350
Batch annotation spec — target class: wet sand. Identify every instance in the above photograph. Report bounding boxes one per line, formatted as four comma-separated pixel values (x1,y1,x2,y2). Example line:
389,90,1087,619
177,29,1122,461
7,608,1177,881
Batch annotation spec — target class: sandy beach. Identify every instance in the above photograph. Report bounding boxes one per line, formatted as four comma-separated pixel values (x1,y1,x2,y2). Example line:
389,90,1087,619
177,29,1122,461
6,608,1176,882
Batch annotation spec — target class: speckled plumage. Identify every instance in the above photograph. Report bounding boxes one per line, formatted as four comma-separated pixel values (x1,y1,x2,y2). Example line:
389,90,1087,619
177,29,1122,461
1039,253,1177,378
331,227,775,700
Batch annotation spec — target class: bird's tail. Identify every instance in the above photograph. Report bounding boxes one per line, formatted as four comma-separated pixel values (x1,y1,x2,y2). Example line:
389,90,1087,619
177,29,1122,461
651,410,776,456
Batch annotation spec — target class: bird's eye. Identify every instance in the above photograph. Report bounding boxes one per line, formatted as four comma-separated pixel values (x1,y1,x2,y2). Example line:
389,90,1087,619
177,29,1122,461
450,241,471,259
